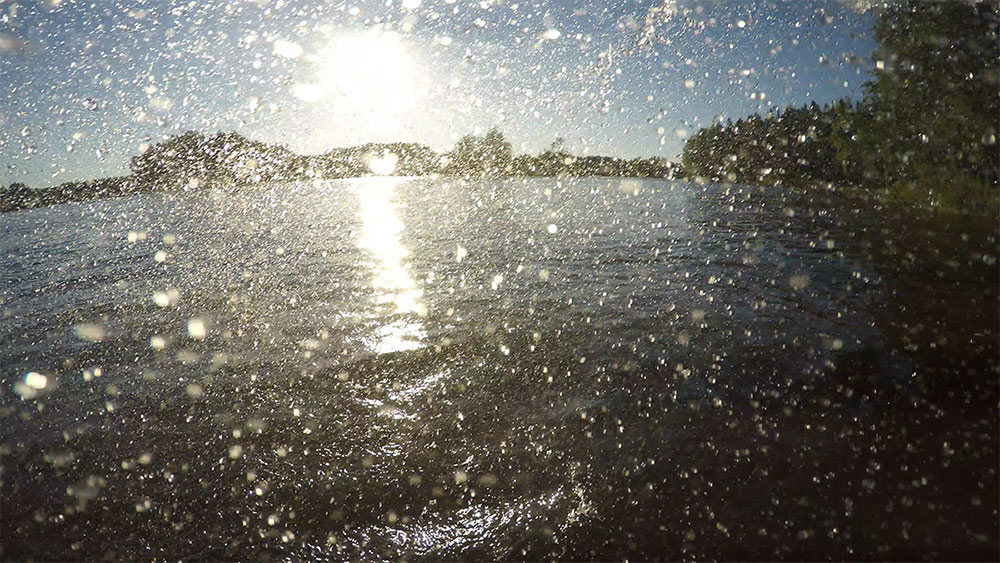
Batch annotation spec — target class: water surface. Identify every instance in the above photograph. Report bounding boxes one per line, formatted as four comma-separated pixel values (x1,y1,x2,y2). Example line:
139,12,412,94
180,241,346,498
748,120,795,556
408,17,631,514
2,177,997,560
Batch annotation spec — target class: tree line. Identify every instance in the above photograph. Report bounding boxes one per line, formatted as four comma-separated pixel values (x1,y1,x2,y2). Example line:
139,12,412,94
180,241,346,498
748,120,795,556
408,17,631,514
682,0,998,214
443,130,682,179
2,128,683,213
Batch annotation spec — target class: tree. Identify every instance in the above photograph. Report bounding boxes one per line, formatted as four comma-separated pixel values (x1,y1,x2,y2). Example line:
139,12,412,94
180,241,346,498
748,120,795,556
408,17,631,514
130,131,212,189
130,130,301,189
682,1,998,214
444,128,513,177
832,0,998,210
0,182,35,212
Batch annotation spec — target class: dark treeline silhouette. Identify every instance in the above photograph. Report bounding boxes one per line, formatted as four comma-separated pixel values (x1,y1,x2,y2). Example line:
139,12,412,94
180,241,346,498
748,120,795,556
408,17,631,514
443,129,683,179
2,127,682,212
443,129,514,177
512,148,680,179
0,177,137,212
682,101,853,187
130,131,299,189
2,131,308,212
682,0,998,215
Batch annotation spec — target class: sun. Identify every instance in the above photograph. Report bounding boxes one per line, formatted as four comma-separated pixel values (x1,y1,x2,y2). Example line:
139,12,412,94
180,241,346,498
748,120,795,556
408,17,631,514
301,30,419,139
368,152,399,175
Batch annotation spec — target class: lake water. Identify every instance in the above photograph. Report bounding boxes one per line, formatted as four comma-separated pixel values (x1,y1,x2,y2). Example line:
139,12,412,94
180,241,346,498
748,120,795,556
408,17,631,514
2,177,997,560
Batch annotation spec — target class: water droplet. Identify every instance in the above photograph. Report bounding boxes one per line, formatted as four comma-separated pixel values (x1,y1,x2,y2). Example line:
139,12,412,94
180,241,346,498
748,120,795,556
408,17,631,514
74,323,106,342
187,318,207,339
273,39,304,59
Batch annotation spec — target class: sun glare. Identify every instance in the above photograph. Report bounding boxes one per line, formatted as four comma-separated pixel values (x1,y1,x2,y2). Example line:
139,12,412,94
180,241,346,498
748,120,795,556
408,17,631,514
368,152,399,175
355,178,427,353
302,31,419,138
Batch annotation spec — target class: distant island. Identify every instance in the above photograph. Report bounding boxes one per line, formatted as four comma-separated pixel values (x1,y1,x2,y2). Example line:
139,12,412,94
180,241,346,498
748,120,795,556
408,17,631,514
0,128,684,214
3,1,996,216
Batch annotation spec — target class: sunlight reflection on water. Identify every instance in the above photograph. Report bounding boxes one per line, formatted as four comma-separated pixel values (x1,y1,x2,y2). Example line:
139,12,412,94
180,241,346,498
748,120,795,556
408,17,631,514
355,177,427,354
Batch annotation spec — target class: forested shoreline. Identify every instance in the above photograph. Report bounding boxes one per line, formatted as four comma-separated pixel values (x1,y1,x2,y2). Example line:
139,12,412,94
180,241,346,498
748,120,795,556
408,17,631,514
682,1,998,215
0,128,683,213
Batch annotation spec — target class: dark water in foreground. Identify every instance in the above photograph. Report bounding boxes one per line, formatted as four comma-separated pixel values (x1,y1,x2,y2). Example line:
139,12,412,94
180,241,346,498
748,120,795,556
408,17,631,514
1,177,997,560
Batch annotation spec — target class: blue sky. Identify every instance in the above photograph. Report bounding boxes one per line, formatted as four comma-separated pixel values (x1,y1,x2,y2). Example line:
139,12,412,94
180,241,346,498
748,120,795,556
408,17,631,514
0,0,877,187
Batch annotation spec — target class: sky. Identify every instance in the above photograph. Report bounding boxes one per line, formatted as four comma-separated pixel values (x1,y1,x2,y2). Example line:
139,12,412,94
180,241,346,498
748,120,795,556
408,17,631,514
0,0,879,187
